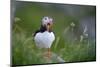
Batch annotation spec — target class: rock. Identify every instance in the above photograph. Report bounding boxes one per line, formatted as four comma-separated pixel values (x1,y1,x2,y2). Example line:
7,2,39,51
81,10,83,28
42,52,65,63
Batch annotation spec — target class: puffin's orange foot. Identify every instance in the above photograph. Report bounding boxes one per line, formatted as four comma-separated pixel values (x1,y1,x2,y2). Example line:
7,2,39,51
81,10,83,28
42,48,52,59
44,51,51,59
47,52,51,58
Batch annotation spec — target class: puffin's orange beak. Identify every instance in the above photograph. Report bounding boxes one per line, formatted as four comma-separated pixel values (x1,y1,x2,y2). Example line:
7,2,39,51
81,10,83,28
47,23,50,31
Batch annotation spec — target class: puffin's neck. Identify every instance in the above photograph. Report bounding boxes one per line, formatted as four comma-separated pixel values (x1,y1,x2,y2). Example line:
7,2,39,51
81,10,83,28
40,25,52,32
33,25,52,36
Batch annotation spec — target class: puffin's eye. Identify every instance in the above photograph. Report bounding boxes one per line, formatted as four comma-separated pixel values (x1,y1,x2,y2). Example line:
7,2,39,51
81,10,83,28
45,17,47,20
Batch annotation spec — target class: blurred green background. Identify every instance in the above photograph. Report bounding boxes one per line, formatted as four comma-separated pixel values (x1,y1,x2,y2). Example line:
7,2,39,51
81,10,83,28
12,1,96,65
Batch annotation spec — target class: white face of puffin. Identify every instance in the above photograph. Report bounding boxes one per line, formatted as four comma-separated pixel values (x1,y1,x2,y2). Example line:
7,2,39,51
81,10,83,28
42,16,53,32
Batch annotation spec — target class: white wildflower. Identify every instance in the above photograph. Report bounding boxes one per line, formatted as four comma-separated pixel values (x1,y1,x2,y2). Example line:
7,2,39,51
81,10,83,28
14,17,21,22
80,35,84,42
70,22,75,27
83,25,88,34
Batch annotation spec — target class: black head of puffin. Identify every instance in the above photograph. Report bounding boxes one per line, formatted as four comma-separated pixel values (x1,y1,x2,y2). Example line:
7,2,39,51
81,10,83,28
41,16,53,32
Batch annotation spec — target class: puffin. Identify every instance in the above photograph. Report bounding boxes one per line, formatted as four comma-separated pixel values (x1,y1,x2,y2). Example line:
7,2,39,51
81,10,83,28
33,16,55,58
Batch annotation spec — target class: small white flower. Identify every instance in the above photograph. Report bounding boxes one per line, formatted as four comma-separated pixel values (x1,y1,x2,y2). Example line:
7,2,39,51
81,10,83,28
70,22,75,27
80,35,84,42
83,25,88,34
14,17,21,22
84,33,88,37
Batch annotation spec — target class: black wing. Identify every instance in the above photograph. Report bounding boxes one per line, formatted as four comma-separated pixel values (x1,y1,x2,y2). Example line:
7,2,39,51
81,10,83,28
33,30,40,36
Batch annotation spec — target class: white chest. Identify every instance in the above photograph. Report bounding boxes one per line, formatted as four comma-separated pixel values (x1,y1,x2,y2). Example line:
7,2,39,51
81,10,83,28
34,31,55,48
